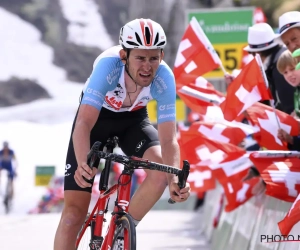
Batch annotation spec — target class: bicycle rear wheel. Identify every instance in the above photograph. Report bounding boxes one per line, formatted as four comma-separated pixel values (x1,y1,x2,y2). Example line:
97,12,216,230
112,214,136,250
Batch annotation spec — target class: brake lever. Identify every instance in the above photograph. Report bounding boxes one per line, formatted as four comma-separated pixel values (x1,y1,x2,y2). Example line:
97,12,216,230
168,160,190,204
83,141,101,183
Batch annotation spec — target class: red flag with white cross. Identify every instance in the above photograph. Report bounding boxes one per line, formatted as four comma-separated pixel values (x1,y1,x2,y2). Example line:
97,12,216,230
179,133,252,185
173,17,221,87
188,120,259,146
249,153,300,202
179,133,246,166
247,102,299,150
188,165,216,193
220,56,272,121
177,83,225,114
278,193,300,235
223,177,260,212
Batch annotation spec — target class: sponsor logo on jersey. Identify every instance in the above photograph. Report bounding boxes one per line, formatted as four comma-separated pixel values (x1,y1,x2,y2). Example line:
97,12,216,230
107,68,120,85
158,113,176,119
159,105,166,111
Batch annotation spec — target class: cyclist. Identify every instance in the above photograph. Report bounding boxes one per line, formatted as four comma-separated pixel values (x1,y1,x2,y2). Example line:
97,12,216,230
0,141,17,206
54,18,191,249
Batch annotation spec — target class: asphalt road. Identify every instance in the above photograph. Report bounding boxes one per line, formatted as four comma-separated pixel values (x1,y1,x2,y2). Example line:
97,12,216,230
0,210,211,250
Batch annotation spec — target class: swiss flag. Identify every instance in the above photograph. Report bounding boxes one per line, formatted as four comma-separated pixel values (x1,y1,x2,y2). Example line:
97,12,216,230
210,153,253,185
177,83,225,114
193,76,215,90
220,56,272,121
174,17,221,87
278,193,300,235
249,153,300,202
179,133,246,166
188,120,259,146
253,7,267,23
224,177,260,212
247,102,299,150
188,165,216,193
180,132,252,186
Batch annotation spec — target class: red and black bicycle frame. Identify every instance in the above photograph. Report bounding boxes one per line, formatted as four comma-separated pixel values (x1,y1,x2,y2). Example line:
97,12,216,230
76,139,132,250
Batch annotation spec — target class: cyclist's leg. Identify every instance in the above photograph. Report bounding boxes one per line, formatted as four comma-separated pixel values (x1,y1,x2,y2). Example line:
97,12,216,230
8,167,14,199
119,118,167,222
128,145,167,222
54,191,91,250
54,137,94,250
54,109,114,250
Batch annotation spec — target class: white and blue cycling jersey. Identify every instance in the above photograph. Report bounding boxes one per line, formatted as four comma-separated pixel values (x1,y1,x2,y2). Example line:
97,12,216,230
81,46,176,124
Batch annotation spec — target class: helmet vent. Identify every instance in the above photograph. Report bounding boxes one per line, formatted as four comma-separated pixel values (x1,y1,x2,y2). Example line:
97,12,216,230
145,27,151,44
126,41,140,47
135,32,143,45
154,33,159,45
156,41,166,47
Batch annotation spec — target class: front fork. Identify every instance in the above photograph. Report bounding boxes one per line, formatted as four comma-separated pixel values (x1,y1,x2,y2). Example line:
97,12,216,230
102,171,132,250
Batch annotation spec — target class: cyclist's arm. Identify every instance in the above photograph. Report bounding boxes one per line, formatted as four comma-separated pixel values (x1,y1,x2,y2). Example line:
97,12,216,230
153,63,180,184
12,153,18,172
73,105,99,167
158,121,180,184
74,57,120,166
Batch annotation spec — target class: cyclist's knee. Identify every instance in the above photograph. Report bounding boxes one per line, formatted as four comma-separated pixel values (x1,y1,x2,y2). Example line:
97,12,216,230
145,169,167,187
60,205,87,229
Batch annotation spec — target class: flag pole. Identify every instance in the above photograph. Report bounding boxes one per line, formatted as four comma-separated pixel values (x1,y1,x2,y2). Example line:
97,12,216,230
255,54,281,128
218,60,227,76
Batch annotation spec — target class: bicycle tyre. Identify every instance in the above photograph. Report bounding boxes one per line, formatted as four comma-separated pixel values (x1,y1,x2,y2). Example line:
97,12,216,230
76,214,94,250
111,214,136,250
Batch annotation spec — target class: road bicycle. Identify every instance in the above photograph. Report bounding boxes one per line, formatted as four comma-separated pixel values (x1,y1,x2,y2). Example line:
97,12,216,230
76,137,190,250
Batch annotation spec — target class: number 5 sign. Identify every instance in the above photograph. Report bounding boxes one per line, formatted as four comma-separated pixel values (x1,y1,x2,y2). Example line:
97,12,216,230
187,7,255,78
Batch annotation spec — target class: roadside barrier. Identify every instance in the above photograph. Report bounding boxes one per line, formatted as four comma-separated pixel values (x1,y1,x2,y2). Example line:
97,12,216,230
202,183,300,250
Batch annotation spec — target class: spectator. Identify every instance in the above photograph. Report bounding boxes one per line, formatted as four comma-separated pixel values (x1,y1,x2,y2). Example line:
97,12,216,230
276,50,300,149
278,11,300,54
225,23,295,114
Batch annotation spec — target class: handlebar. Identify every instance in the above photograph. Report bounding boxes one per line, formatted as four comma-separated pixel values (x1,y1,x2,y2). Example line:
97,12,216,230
86,141,190,204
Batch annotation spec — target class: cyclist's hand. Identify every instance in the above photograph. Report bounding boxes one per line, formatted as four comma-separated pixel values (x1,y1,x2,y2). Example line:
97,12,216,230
74,162,97,188
169,181,191,203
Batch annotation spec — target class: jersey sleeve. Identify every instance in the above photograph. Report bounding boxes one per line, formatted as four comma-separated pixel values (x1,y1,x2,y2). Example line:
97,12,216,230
151,63,177,124
81,57,122,110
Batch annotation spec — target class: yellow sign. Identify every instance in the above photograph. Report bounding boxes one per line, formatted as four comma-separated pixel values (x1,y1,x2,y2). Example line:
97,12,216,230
35,166,55,186
204,43,247,78
147,99,186,124
35,175,53,186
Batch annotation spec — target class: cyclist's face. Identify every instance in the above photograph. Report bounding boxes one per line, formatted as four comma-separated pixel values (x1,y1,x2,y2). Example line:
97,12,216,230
281,28,300,53
127,49,163,87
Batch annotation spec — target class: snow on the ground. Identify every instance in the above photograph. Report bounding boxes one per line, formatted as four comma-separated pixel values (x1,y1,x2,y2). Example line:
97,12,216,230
0,121,72,215
59,0,114,50
0,3,113,215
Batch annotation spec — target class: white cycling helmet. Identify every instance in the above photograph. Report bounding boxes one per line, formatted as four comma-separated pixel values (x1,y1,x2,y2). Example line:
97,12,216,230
119,18,167,50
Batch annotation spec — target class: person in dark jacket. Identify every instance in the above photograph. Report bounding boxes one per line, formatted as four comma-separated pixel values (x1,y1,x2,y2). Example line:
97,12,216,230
276,11,300,149
243,23,295,114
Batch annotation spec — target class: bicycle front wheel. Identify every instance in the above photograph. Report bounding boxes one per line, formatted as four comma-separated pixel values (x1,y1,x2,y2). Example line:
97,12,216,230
76,214,94,250
112,214,136,250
